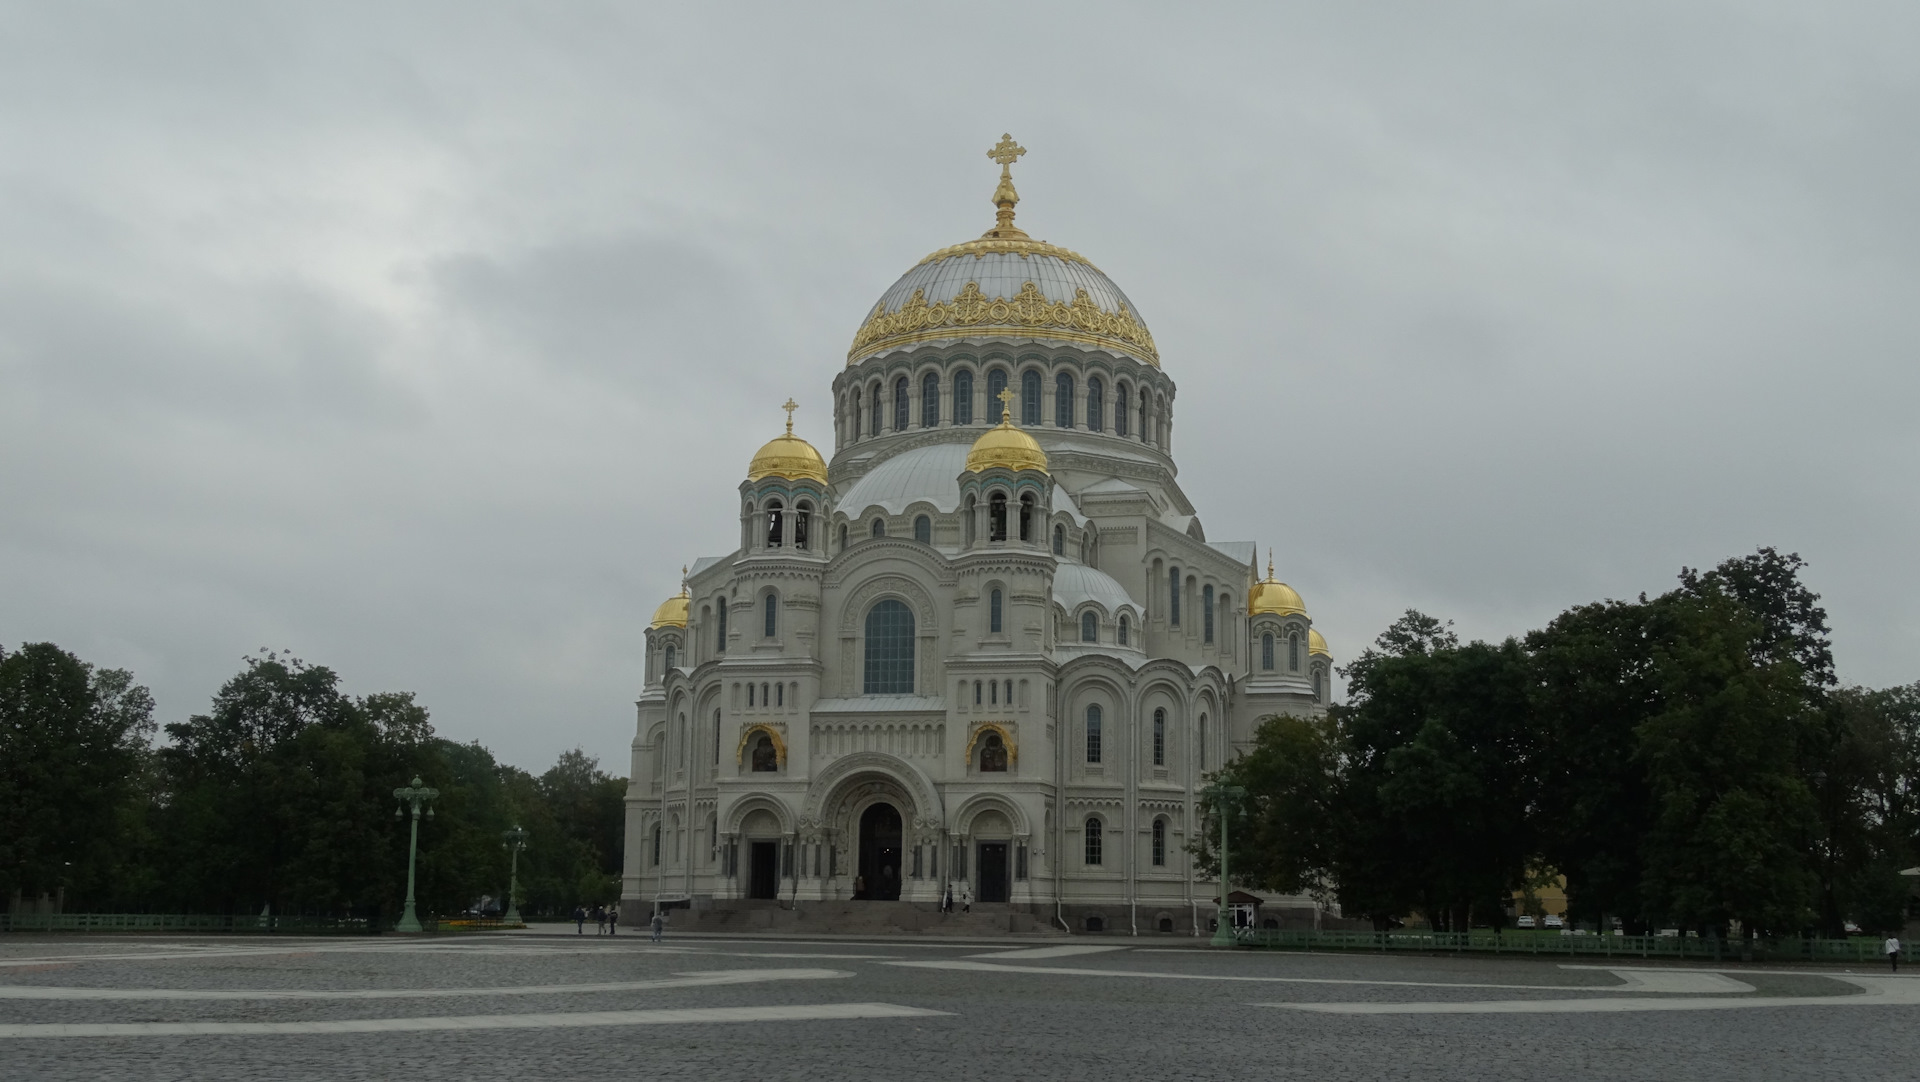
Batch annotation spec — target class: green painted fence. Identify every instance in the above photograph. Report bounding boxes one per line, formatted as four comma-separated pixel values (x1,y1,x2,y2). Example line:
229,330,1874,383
0,913,414,935
1238,927,1889,963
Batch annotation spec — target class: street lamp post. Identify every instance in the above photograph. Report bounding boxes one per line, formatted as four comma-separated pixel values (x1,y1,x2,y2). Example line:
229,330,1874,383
502,825,529,926
1204,781,1246,947
392,775,439,933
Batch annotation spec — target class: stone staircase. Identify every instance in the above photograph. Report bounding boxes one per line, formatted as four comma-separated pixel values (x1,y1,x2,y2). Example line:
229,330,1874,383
672,900,1068,937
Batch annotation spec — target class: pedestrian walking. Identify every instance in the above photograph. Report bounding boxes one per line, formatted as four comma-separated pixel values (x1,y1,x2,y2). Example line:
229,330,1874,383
595,905,607,935
1887,935,1902,973
608,905,619,936
573,905,585,934
942,883,953,914
651,909,665,943
961,883,971,914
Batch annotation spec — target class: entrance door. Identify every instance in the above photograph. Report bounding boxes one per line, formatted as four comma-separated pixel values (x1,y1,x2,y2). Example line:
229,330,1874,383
748,841,778,900
977,842,1009,903
857,803,902,901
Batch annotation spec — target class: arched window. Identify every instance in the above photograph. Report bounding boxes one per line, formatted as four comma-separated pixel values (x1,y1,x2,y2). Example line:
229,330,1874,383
1084,817,1103,865
863,599,915,694
652,824,661,867
973,680,982,705
713,709,721,763
760,682,769,706
986,368,1009,418
1151,817,1166,866
1052,524,1064,555
838,523,848,550
1261,632,1275,671
1085,704,1103,763
871,518,885,538
1313,668,1323,701
764,593,777,638
794,501,811,550
870,383,882,436
954,370,974,425
989,588,1003,634
1087,377,1104,432
747,683,754,707
893,376,909,431
1018,492,1035,541
1169,567,1181,626
979,732,1008,772
964,495,977,545
990,680,998,705
1140,393,1151,444
850,391,861,440
1117,615,1129,646
776,682,784,707
913,514,931,543
1203,584,1214,644
1289,632,1301,671
1055,372,1074,427
922,372,940,427
1021,370,1042,425
664,644,675,672
1081,611,1097,642
1198,714,1207,768
765,499,784,547
989,491,1007,542
750,733,778,772
716,601,727,652
1153,707,1166,766
1116,384,1130,436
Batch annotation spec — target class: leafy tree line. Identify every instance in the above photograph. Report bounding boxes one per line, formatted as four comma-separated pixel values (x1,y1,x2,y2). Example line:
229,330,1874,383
1200,549,1920,941
1,648,627,923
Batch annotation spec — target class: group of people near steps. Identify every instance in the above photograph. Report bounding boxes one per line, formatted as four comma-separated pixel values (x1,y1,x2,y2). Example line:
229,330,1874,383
570,902,669,942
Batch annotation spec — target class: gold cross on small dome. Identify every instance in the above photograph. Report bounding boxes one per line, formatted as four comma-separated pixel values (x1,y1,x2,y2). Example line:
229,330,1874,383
997,386,1016,421
987,134,1026,168
781,398,799,435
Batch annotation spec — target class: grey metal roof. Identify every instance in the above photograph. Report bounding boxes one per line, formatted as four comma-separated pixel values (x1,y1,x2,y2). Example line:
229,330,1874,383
1052,560,1137,614
835,443,971,515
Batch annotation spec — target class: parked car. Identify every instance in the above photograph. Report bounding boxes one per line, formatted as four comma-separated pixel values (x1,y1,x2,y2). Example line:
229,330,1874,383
1516,915,1537,929
1543,915,1564,929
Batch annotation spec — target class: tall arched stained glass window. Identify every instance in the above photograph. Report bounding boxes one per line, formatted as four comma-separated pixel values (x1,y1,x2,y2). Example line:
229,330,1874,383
764,593,777,638
1169,567,1182,626
920,373,938,427
1055,373,1074,427
1152,707,1166,766
893,377,909,431
1116,384,1130,436
1289,632,1301,671
1081,611,1097,642
986,369,1008,418
862,599,915,694
1261,632,1274,671
1084,817,1103,865
1087,377,1104,432
1151,817,1166,866
1085,704,1103,763
954,370,974,425
1203,584,1214,644
989,588,1003,634
1117,615,1129,646
716,601,727,652
1021,370,1042,425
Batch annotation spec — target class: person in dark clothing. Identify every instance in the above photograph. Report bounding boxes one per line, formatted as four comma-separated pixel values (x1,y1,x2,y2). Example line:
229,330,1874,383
573,905,586,934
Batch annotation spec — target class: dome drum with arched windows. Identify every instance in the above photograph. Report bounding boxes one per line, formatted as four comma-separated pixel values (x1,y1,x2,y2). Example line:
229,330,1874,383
624,136,1335,933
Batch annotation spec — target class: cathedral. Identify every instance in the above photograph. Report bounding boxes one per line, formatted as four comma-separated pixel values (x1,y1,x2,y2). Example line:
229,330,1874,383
622,137,1332,935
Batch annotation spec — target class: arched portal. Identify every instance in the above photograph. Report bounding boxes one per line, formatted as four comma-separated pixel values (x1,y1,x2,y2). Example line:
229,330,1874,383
857,802,903,901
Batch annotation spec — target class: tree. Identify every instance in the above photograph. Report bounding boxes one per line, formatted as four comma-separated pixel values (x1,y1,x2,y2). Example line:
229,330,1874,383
0,643,154,906
1197,713,1338,902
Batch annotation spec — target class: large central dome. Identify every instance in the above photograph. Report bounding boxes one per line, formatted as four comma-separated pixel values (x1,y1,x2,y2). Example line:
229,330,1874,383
846,137,1157,368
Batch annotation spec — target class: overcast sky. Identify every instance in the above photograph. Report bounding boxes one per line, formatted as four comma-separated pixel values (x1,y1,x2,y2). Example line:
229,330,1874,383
4,3,1916,775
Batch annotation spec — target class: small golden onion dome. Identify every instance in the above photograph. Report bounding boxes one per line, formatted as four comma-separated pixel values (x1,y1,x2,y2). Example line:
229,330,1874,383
1308,628,1330,658
966,396,1049,475
746,400,828,484
650,589,689,629
1247,552,1307,617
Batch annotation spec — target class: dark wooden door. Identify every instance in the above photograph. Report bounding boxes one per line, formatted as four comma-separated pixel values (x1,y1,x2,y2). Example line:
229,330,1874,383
977,842,1009,903
748,841,778,899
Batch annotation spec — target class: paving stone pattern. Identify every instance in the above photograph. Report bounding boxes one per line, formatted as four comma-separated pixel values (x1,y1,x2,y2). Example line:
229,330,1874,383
0,930,1915,1080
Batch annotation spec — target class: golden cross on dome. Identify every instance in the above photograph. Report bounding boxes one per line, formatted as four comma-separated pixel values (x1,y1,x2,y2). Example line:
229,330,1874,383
987,133,1026,168
984,134,1028,238
997,386,1016,422
781,398,799,435
1267,548,1275,580
679,565,689,594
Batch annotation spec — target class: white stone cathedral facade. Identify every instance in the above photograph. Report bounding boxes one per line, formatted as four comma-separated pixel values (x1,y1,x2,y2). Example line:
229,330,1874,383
623,140,1332,934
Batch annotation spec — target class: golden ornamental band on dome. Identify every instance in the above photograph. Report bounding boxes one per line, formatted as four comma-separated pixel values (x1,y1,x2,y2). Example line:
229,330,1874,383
1248,552,1308,617
746,399,828,484
845,134,1159,367
965,388,1049,475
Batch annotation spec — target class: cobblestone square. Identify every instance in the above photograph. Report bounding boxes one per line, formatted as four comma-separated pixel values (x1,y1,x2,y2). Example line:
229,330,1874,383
1,931,1916,1080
